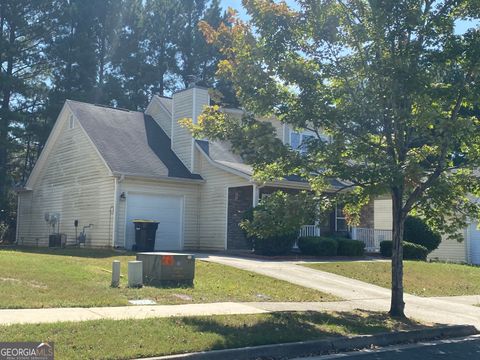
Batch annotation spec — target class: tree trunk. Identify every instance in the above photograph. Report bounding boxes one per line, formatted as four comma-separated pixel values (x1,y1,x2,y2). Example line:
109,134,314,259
389,187,406,317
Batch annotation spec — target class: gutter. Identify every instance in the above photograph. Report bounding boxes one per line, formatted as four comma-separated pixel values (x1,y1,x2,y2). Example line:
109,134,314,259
111,177,118,247
111,172,205,185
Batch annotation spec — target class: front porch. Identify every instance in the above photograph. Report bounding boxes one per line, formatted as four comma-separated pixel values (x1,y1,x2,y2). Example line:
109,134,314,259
299,225,392,253
226,184,388,252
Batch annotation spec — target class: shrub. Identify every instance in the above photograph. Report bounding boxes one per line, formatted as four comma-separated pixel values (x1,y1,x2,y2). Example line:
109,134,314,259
252,232,298,256
297,236,318,255
403,242,429,261
337,238,365,256
380,240,428,261
298,236,338,256
404,216,441,253
240,191,317,256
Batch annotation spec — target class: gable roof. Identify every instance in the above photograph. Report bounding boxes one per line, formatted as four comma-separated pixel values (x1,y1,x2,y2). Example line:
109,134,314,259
67,100,202,181
157,96,172,114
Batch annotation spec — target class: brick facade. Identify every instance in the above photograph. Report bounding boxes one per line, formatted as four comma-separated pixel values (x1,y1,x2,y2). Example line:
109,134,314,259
227,186,253,250
358,200,374,228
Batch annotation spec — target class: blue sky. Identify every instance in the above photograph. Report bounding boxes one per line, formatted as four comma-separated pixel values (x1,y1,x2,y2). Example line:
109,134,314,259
220,0,478,34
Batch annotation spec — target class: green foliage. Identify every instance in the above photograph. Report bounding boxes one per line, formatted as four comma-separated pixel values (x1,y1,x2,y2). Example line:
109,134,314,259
196,1,480,242
239,191,317,256
196,0,480,314
403,243,429,261
336,239,365,257
251,233,298,256
0,0,57,236
298,237,364,257
240,191,317,240
404,216,442,253
380,241,428,261
297,237,338,256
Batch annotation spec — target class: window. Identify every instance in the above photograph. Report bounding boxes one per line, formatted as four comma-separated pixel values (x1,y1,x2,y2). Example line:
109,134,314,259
290,131,301,149
299,134,314,154
290,131,314,154
335,204,348,232
69,115,75,129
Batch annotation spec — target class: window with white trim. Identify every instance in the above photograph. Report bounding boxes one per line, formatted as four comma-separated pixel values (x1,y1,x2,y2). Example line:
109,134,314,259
69,115,75,129
335,204,348,232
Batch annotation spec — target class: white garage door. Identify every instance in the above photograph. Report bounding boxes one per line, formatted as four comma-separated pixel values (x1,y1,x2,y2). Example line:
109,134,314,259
469,222,480,264
125,193,183,251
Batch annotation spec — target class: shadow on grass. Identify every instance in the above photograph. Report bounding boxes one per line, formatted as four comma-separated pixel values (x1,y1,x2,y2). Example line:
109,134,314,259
0,245,134,259
181,310,429,350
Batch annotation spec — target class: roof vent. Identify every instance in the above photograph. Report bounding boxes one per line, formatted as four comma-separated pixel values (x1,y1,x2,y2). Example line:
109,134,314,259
186,75,199,88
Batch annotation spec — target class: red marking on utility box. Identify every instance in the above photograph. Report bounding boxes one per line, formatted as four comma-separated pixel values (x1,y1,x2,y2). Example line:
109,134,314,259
162,255,174,266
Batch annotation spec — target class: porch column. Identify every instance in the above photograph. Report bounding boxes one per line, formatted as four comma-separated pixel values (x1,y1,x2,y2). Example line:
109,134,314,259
252,184,260,207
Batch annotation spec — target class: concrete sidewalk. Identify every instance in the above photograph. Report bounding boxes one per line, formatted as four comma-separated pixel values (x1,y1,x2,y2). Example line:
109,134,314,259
196,254,480,328
0,300,390,326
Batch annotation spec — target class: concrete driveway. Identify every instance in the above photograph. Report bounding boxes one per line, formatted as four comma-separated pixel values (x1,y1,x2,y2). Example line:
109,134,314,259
196,253,480,328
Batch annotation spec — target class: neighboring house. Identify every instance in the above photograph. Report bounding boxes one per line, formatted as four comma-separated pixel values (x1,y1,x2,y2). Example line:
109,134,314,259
16,85,392,251
428,225,480,265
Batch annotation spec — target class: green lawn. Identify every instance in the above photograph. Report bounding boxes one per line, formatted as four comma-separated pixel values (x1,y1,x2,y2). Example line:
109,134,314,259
0,247,336,308
0,311,424,360
303,261,480,297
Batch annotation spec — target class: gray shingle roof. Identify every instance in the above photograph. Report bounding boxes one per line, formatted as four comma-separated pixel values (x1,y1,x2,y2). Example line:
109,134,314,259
67,100,202,180
195,139,349,189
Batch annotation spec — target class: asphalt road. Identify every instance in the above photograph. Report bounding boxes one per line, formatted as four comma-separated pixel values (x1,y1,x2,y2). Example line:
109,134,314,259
298,335,480,359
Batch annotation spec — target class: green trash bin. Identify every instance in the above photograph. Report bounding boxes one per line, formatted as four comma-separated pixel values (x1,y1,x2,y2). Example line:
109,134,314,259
132,220,159,251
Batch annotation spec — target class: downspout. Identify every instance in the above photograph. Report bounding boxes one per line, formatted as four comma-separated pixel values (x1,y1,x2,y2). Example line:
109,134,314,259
111,177,118,247
252,183,260,208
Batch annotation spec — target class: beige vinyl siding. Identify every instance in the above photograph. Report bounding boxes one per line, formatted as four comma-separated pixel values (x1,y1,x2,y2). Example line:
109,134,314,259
259,116,284,141
17,110,115,247
172,90,194,171
172,87,209,172
145,96,172,137
197,150,249,250
374,198,393,230
428,231,467,263
116,178,200,250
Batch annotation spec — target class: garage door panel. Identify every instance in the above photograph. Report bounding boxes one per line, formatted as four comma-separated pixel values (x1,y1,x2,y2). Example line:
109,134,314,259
125,193,183,251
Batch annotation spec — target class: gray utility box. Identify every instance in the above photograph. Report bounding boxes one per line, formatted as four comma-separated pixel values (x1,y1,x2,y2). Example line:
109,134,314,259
136,252,195,286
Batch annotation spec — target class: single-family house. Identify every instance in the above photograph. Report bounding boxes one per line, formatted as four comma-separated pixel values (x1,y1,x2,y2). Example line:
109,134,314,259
16,85,394,252
428,226,480,265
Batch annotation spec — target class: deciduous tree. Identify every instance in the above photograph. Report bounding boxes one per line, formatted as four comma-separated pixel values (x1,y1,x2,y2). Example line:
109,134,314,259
190,0,480,317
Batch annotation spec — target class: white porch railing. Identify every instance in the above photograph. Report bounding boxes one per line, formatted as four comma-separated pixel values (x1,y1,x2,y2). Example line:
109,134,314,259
299,225,321,238
294,225,321,249
351,227,392,252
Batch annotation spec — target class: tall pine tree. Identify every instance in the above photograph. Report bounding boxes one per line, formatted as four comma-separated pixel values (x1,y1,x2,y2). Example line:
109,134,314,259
0,1,55,238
